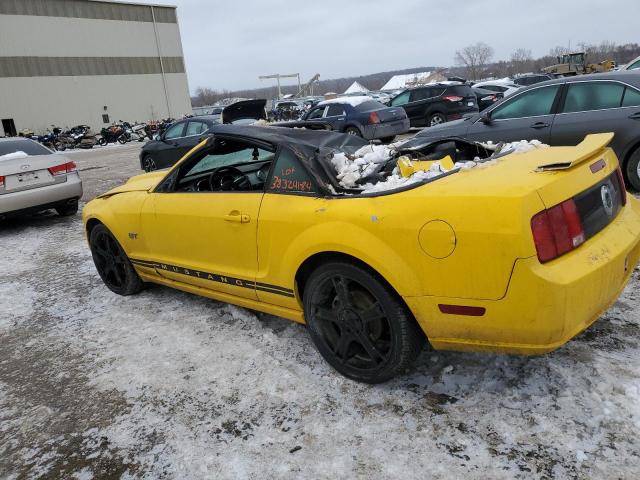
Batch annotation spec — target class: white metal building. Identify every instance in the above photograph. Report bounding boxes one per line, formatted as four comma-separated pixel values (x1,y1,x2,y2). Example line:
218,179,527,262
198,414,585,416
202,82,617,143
0,0,192,135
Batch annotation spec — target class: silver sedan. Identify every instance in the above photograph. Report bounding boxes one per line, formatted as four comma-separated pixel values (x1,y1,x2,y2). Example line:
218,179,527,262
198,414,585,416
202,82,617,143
0,137,82,219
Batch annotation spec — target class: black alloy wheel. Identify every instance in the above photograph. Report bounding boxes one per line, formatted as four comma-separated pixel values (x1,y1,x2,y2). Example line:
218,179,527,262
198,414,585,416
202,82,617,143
89,224,143,296
304,262,424,383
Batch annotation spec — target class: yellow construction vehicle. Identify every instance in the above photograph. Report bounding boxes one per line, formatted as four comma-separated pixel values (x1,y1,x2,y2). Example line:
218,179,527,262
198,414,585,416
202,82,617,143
542,52,616,76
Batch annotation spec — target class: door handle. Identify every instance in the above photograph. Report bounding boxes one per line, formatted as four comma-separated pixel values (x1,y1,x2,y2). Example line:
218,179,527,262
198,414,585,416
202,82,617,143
224,212,250,223
628,112,640,120
530,122,550,129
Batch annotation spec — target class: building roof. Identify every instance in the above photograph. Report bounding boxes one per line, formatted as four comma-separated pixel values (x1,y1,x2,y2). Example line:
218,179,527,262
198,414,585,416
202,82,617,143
88,0,177,8
381,72,432,91
343,81,369,94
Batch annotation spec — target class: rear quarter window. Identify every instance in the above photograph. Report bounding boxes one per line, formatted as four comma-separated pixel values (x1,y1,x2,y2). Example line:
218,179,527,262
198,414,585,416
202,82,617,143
622,86,640,107
268,148,316,194
446,85,474,96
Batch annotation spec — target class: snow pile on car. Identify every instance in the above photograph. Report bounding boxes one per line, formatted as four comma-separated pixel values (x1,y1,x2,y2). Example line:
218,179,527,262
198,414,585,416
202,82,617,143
0,151,29,160
483,139,549,154
319,96,374,107
330,140,549,194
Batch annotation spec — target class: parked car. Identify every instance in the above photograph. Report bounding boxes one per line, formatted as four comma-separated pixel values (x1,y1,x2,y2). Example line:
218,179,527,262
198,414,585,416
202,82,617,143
0,137,82,219
472,86,503,111
84,124,640,383
277,96,409,142
473,79,521,97
389,83,478,128
140,100,267,171
512,74,555,87
407,71,640,190
621,55,640,71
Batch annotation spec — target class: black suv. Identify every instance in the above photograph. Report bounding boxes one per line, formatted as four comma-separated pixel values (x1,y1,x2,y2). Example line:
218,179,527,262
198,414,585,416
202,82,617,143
389,83,478,128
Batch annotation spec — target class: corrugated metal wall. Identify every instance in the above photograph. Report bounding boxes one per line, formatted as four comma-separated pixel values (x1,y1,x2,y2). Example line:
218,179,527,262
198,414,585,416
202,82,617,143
0,56,185,77
0,0,176,23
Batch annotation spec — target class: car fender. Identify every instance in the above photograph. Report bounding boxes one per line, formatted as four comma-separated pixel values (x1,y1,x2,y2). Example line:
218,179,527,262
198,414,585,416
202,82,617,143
277,220,423,298
83,192,151,258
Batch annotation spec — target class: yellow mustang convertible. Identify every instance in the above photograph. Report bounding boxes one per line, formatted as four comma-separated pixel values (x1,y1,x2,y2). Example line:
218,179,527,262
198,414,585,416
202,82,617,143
83,125,640,383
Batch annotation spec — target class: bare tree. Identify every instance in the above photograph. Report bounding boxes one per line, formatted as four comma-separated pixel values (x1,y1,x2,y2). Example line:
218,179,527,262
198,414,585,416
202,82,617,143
548,45,569,58
509,48,533,75
454,42,494,80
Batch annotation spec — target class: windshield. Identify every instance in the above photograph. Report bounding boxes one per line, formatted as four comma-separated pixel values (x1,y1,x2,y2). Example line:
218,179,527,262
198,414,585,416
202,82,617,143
0,139,52,157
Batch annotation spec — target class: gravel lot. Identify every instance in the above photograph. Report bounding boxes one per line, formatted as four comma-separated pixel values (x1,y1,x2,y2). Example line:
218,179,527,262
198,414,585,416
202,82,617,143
1,142,639,479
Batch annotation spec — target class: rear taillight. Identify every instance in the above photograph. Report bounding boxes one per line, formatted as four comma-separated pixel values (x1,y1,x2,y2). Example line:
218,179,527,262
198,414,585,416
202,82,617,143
0,176,4,188
615,167,627,206
531,198,585,263
442,95,464,102
48,161,77,176
369,111,380,124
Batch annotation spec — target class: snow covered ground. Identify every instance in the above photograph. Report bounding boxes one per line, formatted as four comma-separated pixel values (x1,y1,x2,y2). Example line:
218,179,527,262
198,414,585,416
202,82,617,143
1,143,640,479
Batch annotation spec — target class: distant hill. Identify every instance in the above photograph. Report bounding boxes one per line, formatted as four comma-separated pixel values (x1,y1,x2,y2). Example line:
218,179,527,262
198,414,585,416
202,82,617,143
191,66,440,107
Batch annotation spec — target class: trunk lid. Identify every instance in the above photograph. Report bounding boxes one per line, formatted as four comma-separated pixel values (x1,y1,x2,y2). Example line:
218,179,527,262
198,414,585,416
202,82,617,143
374,106,407,123
0,153,68,176
222,99,267,124
0,153,74,193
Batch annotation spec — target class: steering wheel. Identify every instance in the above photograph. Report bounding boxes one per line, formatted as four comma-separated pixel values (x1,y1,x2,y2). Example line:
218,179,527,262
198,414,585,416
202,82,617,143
208,166,251,191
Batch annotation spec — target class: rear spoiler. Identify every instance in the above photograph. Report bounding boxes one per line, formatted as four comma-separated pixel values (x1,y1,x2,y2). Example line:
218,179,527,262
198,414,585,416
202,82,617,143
536,132,614,171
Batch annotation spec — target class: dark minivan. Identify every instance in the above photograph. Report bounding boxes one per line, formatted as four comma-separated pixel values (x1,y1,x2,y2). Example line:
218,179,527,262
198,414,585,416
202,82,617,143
389,83,478,128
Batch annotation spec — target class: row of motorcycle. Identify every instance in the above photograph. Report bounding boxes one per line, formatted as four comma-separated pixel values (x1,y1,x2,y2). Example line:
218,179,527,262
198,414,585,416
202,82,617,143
20,119,176,151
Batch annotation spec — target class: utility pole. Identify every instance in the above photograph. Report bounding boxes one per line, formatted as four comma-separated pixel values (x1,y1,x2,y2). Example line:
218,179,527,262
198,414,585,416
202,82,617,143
258,73,300,99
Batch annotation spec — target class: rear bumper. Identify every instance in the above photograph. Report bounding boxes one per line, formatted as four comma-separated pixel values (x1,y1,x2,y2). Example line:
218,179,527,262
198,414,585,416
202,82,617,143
0,173,82,216
405,197,640,354
362,118,410,140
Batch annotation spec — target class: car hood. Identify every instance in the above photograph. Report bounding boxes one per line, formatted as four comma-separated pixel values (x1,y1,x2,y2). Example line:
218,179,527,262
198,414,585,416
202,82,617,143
222,99,267,124
97,171,166,198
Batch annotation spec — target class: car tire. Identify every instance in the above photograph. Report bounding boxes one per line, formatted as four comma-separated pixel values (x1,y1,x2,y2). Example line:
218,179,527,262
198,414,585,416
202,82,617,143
89,224,143,296
625,148,640,192
303,261,425,383
345,126,362,137
380,136,396,143
142,155,157,172
428,112,446,127
55,200,78,217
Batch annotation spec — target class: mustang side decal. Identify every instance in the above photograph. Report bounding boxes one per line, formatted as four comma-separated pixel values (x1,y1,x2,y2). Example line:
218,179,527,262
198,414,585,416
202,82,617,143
129,258,295,297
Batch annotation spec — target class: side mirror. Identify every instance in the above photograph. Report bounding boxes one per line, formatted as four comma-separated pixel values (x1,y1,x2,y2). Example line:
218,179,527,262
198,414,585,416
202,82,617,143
480,113,492,124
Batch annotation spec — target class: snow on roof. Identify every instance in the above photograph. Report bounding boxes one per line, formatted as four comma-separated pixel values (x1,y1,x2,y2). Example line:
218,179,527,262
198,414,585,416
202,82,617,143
381,71,432,91
318,96,373,107
343,81,369,94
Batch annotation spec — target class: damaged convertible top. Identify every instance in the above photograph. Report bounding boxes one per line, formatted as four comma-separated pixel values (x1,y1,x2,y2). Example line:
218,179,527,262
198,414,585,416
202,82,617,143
204,124,508,196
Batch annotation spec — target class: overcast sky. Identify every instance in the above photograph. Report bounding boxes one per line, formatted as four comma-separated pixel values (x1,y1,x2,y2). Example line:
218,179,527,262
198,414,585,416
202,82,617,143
150,0,638,93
